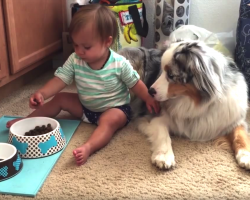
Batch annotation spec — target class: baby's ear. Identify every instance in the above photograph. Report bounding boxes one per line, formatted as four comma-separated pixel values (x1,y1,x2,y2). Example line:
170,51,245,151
106,36,113,47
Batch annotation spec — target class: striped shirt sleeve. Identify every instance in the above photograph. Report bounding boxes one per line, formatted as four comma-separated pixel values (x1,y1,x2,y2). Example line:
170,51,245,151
120,60,140,88
54,53,75,85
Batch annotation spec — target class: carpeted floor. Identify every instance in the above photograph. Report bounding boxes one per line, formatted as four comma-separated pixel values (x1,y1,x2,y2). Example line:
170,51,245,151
1,69,250,200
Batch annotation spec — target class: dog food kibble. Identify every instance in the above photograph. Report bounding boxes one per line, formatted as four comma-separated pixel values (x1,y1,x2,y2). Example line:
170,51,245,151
24,124,53,136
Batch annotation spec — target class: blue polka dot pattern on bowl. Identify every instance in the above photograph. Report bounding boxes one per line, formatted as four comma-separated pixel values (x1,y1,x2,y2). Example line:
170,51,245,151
0,143,23,182
13,154,21,171
0,166,8,178
9,117,66,159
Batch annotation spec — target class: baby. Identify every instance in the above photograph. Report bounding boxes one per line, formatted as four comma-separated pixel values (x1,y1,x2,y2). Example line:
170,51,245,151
7,4,159,166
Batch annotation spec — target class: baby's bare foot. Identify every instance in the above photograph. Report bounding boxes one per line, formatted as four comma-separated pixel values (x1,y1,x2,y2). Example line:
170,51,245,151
6,118,23,128
73,144,91,166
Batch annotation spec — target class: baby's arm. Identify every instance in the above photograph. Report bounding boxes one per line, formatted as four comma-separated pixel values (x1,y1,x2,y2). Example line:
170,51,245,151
120,60,159,113
130,80,160,114
30,77,67,108
130,80,151,101
31,53,75,107
36,77,67,100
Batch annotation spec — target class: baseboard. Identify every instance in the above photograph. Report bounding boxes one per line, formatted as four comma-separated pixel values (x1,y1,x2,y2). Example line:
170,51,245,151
0,60,53,101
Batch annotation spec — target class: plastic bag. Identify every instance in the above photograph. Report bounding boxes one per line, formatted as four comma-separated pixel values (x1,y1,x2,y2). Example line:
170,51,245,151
168,25,233,57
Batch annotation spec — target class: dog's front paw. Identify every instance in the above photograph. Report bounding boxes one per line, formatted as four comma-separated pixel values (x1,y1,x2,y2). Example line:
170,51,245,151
236,149,250,170
151,151,176,169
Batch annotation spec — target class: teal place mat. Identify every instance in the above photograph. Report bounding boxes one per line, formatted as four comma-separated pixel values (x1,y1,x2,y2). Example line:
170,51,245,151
0,116,81,197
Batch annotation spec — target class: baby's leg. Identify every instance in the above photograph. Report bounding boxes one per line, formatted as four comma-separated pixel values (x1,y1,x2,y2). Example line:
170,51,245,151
73,108,127,166
6,92,83,128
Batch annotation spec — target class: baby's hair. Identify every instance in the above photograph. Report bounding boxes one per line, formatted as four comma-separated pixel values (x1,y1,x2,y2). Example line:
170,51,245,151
69,4,118,45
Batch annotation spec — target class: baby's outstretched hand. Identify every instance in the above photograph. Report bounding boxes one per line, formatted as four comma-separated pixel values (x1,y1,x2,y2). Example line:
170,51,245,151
146,96,160,114
29,92,44,109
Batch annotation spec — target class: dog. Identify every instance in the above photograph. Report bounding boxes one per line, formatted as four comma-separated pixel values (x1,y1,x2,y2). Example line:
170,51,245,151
119,40,250,170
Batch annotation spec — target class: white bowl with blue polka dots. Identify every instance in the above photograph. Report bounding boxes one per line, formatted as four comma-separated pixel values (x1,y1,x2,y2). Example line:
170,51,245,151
9,117,66,158
0,143,23,181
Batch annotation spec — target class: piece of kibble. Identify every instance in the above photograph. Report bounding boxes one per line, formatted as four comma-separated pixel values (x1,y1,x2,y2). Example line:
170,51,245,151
30,130,35,135
39,129,44,133
35,130,41,135
25,132,30,136
24,124,54,136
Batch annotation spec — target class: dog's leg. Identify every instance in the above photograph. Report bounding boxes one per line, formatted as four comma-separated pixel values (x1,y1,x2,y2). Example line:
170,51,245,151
228,125,250,169
136,116,176,169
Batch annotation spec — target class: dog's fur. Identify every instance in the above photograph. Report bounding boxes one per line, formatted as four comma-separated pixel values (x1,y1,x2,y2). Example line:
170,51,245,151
118,41,250,170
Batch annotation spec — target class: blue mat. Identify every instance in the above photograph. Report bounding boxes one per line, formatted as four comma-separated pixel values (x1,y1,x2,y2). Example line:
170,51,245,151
0,116,81,197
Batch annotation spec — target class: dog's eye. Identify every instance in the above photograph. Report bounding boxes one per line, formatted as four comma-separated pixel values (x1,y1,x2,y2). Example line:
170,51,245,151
167,70,174,79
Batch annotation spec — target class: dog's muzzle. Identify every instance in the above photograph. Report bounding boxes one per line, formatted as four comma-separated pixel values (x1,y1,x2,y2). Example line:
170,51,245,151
148,88,157,97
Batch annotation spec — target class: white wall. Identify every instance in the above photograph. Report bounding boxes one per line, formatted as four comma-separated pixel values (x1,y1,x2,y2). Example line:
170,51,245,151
189,0,241,34
143,0,241,48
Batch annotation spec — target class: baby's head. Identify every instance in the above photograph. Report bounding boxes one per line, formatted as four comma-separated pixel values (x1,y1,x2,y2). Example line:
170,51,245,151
69,4,117,61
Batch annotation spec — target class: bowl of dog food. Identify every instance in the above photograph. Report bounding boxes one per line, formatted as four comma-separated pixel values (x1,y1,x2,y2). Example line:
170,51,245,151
0,143,23,181
8,117,66,158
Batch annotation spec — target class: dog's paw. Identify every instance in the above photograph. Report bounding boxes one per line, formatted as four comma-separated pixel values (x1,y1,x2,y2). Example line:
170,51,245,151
151,151,176,169
236,149,250,170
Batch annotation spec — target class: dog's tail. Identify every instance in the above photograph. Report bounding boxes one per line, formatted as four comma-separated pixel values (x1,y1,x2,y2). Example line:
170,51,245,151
213,135,232,151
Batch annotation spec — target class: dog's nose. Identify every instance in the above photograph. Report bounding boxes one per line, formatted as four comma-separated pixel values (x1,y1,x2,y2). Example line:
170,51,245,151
148,88,157,97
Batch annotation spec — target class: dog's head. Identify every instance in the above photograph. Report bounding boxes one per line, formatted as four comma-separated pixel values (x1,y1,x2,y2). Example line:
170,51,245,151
149,40,227,104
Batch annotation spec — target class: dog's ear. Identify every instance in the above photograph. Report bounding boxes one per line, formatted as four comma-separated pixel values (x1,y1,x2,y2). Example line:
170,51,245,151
173,42,223,99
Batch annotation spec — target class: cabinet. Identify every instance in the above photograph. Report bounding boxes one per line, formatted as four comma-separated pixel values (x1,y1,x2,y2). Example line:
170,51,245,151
0,0,9,81
0,0,66,89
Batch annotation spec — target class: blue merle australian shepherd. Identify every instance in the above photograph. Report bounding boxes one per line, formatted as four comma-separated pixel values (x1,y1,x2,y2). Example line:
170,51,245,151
118,40,250,170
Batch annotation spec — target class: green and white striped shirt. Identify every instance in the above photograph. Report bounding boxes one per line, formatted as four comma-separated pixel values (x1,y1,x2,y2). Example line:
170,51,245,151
54,49,140,112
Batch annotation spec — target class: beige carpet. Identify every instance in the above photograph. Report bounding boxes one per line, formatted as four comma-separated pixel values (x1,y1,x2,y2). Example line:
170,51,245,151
1,70,250,200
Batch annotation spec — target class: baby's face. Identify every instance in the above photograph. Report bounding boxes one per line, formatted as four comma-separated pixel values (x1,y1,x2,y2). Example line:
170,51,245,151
71,23,109,65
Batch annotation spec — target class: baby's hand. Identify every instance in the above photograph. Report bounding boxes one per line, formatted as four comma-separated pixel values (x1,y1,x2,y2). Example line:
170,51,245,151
146,96,160,114
29,92,44,109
